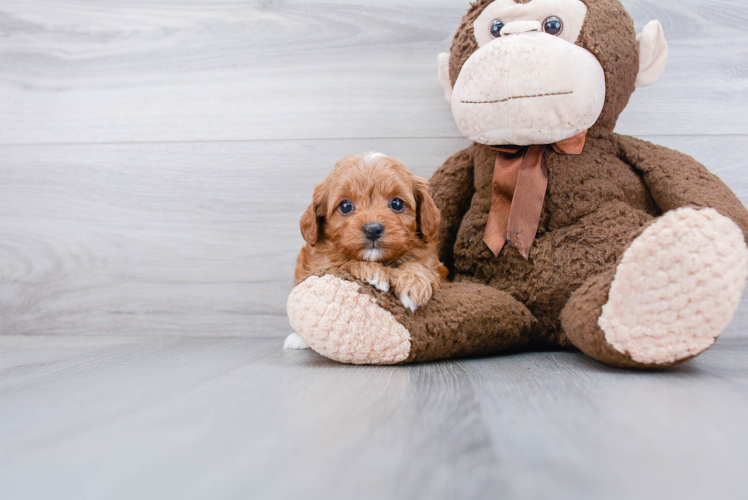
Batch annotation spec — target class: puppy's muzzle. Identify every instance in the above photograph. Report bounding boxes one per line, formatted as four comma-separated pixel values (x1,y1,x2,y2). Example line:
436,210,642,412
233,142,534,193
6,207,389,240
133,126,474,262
363,222,385,241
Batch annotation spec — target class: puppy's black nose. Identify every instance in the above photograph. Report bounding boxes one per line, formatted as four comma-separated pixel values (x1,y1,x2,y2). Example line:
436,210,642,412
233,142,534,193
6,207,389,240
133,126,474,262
363,222,384,241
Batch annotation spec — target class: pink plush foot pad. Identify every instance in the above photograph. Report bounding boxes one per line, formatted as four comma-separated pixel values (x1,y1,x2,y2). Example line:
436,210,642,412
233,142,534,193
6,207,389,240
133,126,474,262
286,275,412,365
599,207,748,365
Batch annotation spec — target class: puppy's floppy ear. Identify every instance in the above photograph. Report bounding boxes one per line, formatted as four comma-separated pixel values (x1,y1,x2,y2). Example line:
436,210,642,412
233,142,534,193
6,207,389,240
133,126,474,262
412,176,440,243
300,181,327,246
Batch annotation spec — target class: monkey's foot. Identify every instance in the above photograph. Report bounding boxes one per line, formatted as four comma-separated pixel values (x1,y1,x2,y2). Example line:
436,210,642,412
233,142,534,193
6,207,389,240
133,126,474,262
599,207,748,365
287,275,412,365
287,272,537,365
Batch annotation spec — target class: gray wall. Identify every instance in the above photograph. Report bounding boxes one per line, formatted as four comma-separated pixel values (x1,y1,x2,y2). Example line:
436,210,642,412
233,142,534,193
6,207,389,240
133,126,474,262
1,0,747,337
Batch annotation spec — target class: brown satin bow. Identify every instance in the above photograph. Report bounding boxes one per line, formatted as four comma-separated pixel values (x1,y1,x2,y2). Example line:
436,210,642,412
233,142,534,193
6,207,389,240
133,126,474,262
484,130,587,260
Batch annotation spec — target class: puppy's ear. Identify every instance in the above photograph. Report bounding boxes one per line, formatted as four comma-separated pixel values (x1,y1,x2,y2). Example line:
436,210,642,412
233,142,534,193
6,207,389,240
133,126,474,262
300,181,327,246
412,176,440,243
299,204,320,245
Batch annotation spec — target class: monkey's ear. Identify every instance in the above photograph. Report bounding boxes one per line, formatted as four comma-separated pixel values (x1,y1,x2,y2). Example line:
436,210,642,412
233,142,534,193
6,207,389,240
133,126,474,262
413,176,440,243
300,183,327,246
437,52,453,103
635,20,668,88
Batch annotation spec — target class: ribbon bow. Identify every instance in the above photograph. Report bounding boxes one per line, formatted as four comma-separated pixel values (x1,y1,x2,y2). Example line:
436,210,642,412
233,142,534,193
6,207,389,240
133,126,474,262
484,130,587,259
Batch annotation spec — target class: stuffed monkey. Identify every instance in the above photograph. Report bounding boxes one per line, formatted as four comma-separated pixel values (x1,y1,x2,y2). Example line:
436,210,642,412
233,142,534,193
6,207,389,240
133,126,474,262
287,0,748,368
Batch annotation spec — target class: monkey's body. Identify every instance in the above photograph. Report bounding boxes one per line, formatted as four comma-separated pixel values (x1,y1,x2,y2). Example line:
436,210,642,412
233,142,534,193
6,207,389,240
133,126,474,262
430,134,748,361
287,0,748,368
441,136,660,346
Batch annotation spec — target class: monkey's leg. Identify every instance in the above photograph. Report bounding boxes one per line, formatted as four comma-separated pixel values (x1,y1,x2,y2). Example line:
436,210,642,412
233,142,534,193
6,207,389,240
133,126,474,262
561,207,748,368
287,269,537,365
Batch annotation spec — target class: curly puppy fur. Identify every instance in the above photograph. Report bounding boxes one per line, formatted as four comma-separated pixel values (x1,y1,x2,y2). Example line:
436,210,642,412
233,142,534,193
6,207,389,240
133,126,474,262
295,153,448,311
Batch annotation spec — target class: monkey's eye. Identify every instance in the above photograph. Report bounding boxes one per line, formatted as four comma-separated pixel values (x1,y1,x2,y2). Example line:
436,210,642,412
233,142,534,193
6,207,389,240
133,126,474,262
489,19,505,38
339,200,354,215
543,16,563,36
389,198,405,213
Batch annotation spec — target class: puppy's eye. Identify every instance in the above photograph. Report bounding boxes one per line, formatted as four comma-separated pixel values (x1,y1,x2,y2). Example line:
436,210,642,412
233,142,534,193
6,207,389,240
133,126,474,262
490,19,505,38
543,16,563,36
389,198,405,213
339,200,354,215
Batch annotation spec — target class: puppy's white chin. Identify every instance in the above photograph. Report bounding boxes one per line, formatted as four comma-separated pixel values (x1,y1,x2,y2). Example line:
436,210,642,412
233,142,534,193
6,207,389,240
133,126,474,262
361,248,383,262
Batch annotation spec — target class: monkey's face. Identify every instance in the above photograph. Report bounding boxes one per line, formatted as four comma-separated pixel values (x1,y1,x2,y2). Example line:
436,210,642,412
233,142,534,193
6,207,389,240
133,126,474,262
448,0,605,146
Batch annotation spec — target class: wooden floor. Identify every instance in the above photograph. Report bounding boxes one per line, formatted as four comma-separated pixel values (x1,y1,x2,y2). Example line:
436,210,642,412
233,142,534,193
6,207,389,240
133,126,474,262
1,335,748,500
2,1,748,498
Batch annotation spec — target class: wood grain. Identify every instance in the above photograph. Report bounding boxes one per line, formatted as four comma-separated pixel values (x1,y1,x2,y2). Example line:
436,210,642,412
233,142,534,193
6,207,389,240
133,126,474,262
1,0,747,338
0,335,747,499
2,135,748,338
0,138,468,336
0,0,746,145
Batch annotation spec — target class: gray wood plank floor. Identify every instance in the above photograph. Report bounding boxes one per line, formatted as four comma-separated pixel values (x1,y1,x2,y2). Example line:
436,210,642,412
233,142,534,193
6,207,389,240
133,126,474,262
1,335,747,500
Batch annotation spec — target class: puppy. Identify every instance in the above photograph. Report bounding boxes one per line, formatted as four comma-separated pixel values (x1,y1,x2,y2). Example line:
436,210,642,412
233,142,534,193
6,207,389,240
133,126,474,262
294,152,448,312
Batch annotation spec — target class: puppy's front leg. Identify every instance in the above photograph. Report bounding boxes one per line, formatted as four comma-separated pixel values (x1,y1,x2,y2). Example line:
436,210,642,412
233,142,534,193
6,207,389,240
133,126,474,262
340,261,391,292
392,263,441,312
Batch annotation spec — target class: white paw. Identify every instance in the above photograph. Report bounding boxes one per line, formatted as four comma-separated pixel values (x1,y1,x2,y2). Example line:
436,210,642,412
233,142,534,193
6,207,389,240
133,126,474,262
399,293,419,312
367,275,390,292
283,333,310,350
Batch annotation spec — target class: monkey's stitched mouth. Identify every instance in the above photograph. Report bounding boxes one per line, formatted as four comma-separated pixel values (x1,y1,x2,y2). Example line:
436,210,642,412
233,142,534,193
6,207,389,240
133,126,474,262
461,91,573,104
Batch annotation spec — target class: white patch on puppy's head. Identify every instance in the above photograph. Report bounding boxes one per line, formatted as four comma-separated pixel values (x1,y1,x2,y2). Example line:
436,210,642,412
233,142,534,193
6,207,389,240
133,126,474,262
363,152,388,163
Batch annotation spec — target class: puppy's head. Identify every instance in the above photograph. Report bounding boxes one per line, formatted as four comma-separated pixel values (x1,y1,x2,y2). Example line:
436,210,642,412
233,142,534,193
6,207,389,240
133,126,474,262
300,153,440,263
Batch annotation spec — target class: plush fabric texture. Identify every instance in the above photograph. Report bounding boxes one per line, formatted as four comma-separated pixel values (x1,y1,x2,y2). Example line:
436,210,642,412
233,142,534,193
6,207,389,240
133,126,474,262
434,135,660,345
287,274,411,365
359,277,538,363
451,31,606,145
437,52,453,102
290,268,537,364
599,207,748,365
634,20,668,88
473,0,588,48
561,209,748,368
449,0,638,135
287,0,748,368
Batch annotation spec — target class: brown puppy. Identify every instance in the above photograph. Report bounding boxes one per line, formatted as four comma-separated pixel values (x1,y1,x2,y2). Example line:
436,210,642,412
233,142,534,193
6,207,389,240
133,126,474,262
295,152,447,311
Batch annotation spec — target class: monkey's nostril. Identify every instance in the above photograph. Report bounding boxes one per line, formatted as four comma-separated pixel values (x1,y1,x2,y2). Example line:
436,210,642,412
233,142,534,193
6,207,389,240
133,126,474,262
363,222,385,241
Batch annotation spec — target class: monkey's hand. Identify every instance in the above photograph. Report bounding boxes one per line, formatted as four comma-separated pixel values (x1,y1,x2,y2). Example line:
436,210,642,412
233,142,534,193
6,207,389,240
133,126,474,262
392,263,441,312
340,261,391,293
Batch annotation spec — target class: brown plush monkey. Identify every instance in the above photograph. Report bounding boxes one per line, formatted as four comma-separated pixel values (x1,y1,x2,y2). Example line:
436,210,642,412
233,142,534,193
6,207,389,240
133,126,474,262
287,0,748,368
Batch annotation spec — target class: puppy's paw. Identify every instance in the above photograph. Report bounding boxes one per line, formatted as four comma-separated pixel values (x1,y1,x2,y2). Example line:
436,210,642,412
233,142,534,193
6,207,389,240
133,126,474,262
367,275,390,292
395,271,434,312
284,333,311,350
399,293,421,313
342,262,391,292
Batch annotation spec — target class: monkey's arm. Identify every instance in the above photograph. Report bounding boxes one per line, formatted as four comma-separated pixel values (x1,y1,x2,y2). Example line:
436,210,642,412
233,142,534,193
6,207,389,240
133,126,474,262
616,134,748,241
429,147,476,272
